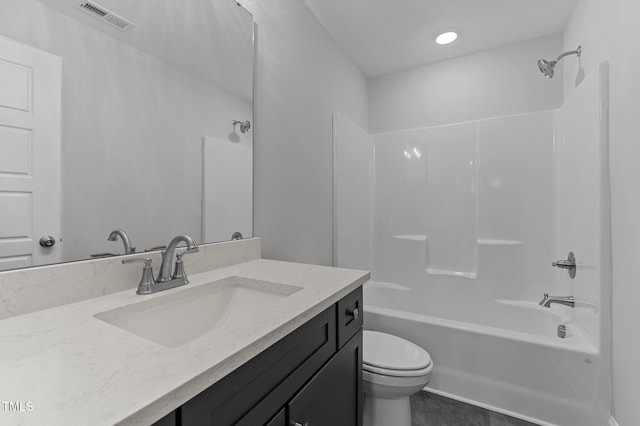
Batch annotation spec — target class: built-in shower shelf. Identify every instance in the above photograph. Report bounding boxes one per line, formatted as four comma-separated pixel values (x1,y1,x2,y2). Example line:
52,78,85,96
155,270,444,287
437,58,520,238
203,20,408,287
393,234,427,242
426,268,477,279
477,239,522,246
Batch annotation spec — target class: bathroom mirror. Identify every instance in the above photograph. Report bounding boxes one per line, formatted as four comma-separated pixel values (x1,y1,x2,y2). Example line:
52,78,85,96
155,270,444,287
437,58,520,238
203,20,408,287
0,0,253,270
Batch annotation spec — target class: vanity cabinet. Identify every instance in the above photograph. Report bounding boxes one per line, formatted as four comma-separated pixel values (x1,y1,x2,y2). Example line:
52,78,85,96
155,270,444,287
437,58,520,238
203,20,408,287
157,286,363,426
287,330,362,426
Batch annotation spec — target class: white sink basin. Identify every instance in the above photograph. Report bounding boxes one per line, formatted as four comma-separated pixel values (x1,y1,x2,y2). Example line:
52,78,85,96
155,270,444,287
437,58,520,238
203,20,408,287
94,276,302,347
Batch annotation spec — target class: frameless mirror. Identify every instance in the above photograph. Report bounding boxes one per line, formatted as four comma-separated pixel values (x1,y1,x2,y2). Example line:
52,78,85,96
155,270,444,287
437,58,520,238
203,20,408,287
0,0,254,271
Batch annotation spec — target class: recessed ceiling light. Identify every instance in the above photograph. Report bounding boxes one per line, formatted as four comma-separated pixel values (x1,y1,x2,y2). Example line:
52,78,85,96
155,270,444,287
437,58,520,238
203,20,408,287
435,31,458,45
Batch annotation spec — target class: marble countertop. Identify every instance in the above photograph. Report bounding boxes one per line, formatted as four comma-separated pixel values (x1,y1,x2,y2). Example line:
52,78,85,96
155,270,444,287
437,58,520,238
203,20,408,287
0,259,369,426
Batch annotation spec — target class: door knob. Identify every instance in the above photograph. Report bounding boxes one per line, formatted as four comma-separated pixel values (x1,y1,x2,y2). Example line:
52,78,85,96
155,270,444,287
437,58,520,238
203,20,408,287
39,236,56,248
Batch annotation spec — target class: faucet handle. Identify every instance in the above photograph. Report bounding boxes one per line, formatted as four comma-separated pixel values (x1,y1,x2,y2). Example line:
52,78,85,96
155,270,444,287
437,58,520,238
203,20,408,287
122,257,156,294
551,252,577,279
172,248,199,281
122,257,152,267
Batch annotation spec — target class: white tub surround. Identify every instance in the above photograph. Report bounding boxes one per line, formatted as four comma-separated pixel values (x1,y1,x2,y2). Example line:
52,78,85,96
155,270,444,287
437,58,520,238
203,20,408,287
334,62,610,426
0,240,369,425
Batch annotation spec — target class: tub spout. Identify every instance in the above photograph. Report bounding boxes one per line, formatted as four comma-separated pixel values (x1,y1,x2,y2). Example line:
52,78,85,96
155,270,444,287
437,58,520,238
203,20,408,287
538,293,575,308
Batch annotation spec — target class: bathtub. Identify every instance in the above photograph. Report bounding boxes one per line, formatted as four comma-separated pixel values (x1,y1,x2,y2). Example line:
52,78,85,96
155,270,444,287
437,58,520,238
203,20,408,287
363,282,605,426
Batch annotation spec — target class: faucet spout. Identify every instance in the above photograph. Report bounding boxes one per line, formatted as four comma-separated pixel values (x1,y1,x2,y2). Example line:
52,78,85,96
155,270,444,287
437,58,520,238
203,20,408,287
158,235,199,283
108,229,135,254
538,293,575,308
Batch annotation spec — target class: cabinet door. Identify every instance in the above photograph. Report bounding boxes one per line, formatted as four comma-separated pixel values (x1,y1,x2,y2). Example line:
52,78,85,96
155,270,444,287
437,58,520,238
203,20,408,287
266,408,286,426
337,287,363,349
288,329,363,426
181,306,336,426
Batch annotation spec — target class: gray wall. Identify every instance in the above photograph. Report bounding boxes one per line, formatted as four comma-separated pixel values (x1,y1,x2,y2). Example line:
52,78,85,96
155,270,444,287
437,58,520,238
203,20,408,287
368,34,564,133
244,0,369,266
246,1,564,268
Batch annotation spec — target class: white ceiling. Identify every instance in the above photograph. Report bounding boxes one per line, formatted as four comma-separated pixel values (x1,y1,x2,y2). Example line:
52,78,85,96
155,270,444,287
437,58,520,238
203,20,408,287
304,0,577,78
35,0,254,101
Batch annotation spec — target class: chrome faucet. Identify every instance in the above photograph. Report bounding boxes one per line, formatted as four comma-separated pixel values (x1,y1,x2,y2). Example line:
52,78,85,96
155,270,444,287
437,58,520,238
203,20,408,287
539,293,575,308
157,234,199,283
108,229,135,254
123,234,199,295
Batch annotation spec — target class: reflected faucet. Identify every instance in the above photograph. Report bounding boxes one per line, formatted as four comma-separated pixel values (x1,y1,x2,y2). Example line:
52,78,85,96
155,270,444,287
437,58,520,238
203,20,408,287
108,229,135,254
538,293,575,308
157,235,199,283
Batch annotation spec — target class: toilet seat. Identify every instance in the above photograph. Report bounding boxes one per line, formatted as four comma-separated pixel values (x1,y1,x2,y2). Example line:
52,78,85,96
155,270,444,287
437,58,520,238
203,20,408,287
363,330,432,377
363,362,432,378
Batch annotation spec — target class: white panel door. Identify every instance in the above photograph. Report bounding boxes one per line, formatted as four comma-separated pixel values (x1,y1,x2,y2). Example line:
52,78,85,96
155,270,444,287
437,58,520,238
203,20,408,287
0,36,62,271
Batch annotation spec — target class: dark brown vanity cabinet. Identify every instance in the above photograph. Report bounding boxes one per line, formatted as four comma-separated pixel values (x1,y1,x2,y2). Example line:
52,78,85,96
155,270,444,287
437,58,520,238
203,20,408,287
156,286,363,426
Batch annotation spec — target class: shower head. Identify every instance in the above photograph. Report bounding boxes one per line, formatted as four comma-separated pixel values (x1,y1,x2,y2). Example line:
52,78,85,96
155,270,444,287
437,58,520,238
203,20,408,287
232,119,251,134
537,46,582,79
537,58,557,78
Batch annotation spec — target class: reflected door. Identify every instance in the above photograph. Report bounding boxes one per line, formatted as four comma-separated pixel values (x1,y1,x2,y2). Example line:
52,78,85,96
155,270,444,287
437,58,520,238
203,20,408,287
0,36,61,271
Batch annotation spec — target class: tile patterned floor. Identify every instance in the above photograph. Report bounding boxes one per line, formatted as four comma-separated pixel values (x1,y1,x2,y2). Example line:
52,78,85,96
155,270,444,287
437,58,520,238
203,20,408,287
410,392,540,426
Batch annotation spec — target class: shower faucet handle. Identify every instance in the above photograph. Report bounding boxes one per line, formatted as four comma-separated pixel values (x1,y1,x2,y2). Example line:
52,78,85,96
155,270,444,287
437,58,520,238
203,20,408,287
551,252,576,268
552,260,575,268
551,252,576,279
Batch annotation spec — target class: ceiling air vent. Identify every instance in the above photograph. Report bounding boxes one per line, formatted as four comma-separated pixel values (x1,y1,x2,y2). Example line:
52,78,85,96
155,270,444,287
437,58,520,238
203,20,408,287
77,1,135,32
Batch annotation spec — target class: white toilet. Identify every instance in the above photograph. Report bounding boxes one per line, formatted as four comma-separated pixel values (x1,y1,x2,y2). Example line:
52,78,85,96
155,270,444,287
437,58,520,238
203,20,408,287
362,330,433,426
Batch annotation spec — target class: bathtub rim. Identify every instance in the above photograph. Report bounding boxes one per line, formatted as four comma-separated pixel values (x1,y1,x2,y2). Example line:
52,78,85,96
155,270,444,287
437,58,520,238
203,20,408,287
364,304,598,356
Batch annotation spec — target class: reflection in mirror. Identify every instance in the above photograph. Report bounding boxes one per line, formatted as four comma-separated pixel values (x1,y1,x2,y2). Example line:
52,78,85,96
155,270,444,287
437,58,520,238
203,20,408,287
0,0,254,271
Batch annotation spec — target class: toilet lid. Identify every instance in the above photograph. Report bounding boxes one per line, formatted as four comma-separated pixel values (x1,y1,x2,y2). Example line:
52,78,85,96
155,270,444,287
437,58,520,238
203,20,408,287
363,330,431,371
